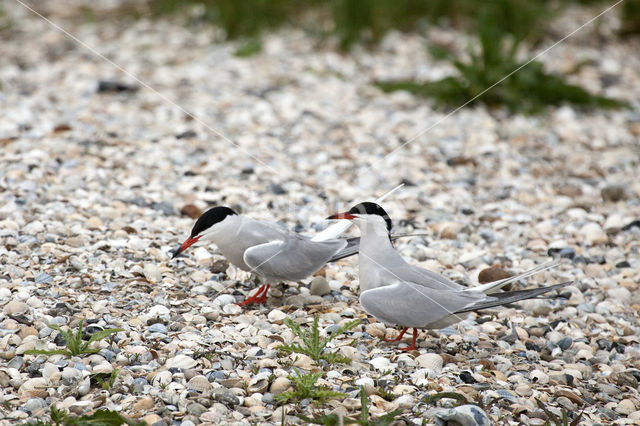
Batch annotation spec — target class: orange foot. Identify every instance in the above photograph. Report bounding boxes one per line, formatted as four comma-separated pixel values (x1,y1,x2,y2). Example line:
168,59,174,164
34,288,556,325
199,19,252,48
237,284,270,306
397,328,418,351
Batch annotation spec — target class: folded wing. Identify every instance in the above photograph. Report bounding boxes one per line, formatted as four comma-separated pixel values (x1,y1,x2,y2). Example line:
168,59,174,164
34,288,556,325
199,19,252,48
244,236,347,282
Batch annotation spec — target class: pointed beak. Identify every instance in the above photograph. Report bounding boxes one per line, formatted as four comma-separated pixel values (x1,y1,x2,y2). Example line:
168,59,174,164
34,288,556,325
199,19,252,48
171,235,201,259
326,212,356,220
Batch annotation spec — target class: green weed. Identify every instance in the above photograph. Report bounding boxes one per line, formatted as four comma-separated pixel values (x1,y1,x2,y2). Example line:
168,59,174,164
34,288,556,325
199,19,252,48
20,405,143,426
275,368,346,404
299,385,403,425
277,316,360,365
26,322,123,358
91,368,119,391
376,1,627,113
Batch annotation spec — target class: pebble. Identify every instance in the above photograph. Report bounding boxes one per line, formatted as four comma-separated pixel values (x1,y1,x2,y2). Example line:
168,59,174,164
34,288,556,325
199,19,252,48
270,377,291,394
143,264,162,283
309,276,331,296
166,355,197,370
416,353,443,371
3,301,28,315
267,309,287,325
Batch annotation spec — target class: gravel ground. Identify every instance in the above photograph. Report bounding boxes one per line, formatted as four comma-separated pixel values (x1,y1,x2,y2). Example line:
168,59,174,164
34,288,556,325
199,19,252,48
1,2,640,425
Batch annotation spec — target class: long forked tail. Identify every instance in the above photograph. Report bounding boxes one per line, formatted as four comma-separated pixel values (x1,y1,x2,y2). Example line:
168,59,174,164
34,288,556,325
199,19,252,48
456,281,572,313
469,260,562,295
311,183,404,242
328,233,430,263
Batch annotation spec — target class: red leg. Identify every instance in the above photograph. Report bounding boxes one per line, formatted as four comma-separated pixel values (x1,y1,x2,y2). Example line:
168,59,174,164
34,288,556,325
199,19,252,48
384,327,409,342
398,328,419,351
237,284,270,306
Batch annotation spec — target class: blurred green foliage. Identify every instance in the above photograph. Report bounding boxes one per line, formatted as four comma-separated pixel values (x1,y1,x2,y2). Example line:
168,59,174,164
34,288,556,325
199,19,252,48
377,18,627,113
143,0,629,112
621,0,640,35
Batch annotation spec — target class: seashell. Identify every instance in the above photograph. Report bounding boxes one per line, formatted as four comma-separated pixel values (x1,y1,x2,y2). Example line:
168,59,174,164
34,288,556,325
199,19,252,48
269,377,291,395
415,353,443,371
247,372,270,394
151,370,172,387
165,355,197,370
18,378,49,400
432,405,492,426
187,375,212,393
92,362,113,375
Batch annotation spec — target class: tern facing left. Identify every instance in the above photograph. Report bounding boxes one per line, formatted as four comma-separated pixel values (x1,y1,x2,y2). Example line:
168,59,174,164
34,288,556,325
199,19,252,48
328,202,569,351
171,206,348,305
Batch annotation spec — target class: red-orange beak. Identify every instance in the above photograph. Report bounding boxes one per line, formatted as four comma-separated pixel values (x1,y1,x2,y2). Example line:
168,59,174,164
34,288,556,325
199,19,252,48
326,212,356,220
172,235,201,259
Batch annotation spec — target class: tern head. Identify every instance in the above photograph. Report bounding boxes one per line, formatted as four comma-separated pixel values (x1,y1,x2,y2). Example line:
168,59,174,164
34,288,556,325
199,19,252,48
172,206,238,259
327,202,392,237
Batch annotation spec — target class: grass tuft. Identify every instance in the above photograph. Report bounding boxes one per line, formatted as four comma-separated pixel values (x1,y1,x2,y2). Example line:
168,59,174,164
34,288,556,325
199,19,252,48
20,406,144,426
25,322,123,358
299,385,404,425
275,368,346,404
277,316,360,365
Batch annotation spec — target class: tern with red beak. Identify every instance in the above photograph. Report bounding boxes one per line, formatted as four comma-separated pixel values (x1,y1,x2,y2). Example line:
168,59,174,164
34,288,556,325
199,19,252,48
328,202,568,351
172,186,404,306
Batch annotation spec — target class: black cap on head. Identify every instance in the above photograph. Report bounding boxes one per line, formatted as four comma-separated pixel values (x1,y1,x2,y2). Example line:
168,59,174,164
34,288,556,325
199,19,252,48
190,206,237,237
347,202,392,233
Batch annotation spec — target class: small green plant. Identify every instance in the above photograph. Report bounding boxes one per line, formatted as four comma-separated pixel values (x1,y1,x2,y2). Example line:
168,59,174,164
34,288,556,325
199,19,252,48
234,38,263,57
20,406,144,426
92,368,119,391
277,316,360,364
621,0,640,36
299,385,403,425
535,398,584,426
26,322,123,358
376,1,627,113
275,368,346,404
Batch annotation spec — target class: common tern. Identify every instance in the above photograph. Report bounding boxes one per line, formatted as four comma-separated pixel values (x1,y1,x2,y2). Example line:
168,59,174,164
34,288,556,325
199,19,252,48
328,202,569,351
171,186,403,306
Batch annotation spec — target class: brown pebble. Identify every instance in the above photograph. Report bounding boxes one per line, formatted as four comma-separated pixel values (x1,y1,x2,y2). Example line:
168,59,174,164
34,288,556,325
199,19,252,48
478,359,495,370
601,185,627,202
18,327,38,339
440,353,459,365
478,266,513,284
181,204,202,219
53,124,72,133
133,397,154,411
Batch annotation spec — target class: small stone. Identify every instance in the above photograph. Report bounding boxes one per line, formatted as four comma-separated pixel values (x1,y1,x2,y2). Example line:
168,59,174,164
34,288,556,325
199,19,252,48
601,185,627,202
133,397,154,411
166,355,197,370
270,377,291,395
309,276,331,296
143,264,162,283
212,387,240,406
415,353,443,371
616,399,636,415
3,301,28,315
141,414,162,425
267,309,287,324
579,223,607,245
214,294,236,307
87,216,103,229
478,266,512,284
438,222,463,239
187,402,207,417
181,204,202,219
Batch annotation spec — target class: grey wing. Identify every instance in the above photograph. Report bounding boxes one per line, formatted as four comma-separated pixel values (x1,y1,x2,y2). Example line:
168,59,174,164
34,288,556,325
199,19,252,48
244,237,347,282
360,281,484,328
377,253,465,291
